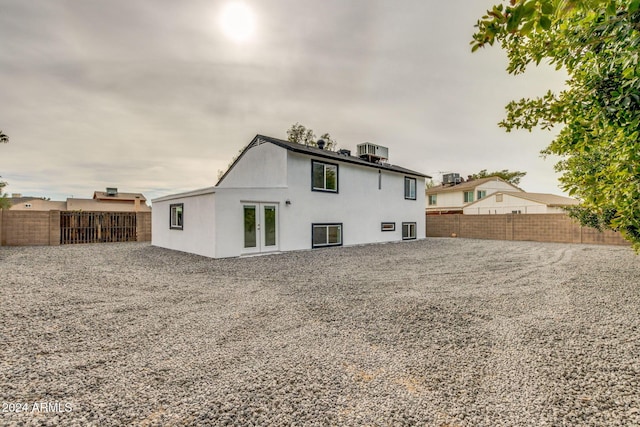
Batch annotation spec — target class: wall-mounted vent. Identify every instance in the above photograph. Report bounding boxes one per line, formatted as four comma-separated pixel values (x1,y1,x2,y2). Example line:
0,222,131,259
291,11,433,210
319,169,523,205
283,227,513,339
442,173,461,186
106,187,118,196
356,143,388,163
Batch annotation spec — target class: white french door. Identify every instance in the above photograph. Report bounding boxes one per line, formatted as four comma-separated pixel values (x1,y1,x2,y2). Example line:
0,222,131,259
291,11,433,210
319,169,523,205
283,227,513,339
243,203,279,254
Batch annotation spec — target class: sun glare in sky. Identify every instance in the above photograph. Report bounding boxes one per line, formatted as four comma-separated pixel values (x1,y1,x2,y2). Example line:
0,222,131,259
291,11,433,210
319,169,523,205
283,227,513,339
219,2,256,43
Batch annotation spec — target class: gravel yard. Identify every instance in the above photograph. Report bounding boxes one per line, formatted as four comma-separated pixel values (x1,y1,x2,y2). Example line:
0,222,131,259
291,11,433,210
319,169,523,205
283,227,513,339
1,238,639,426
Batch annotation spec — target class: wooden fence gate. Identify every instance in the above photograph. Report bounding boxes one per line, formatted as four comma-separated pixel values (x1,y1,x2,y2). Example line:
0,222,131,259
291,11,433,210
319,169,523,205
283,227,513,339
60,212,137,244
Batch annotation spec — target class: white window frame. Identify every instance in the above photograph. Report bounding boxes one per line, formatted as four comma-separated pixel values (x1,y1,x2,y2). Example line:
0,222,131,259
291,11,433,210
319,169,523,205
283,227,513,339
311,160,339,193
170,203,184,230
402,222,416,240
428,194,437,206
463,191,474,203
404,177,417,200
312,223,342,248
381,222,395,232
477,190,487,200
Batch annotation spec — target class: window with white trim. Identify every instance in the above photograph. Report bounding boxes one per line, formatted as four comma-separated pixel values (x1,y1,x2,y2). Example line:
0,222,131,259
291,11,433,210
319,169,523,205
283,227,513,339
496,194,503,202
312,223,342,248
381,222,395,231
477,190,487,200
404,177,416,200
463,191,474,203
402,222,416,240
428,194,437,205
170,203,184,230
312,160,338,192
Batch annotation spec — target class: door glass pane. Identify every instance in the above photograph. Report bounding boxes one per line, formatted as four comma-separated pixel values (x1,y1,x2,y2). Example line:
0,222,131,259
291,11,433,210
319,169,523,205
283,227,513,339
244,206,256,248
264,206,276,247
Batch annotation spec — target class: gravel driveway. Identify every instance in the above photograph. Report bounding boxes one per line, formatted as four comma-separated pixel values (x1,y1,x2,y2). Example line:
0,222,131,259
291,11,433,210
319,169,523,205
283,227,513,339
1,239,639,426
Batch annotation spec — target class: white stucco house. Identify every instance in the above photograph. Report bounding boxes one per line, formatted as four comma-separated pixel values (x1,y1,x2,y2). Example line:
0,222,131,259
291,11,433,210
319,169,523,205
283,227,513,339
152,135,430,258
462,191,579,215
426,176,523,215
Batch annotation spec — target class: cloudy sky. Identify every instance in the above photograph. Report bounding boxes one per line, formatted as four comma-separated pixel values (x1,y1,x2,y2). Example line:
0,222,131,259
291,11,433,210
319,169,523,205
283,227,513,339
0,0,568,203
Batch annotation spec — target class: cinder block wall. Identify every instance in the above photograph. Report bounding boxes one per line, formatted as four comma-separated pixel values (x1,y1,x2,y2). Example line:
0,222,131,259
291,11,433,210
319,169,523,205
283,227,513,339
0,210,58,246
136,212,152,242
426,213,629,246
460,215,507,240
511,214,575,243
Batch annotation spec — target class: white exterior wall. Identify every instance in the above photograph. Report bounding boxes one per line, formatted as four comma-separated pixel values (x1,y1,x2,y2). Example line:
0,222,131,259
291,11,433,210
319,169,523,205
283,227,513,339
217,141,287,188
210,187,288,258
152,191,216,258
431,191,466,211
282,152,425,249
463,193,564,215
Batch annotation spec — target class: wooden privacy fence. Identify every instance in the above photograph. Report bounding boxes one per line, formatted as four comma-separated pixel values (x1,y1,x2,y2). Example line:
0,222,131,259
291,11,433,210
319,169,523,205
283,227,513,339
60,211,137,244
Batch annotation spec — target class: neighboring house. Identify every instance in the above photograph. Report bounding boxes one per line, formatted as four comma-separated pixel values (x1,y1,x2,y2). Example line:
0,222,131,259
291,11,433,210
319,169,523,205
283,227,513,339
152,134,430,258
8,188,151,212
426,176,523,215
8,195,66,211
463,191,579,215
67,188,151,212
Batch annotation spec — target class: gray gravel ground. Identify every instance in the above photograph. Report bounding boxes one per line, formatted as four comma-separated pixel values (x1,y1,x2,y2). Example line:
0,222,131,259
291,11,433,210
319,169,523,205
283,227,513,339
1,238,639,426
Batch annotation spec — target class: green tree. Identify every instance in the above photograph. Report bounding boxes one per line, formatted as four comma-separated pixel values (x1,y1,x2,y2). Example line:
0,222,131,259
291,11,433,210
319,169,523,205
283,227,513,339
0,179,10,209
287,123,336,151
472,0,640,250
470,169,527,185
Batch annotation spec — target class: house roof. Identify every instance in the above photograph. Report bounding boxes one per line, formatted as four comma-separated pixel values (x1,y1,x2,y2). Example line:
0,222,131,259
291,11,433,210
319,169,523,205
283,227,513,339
463,191,579,208
498,191,579,207
9,196,39,205
93,191,147,202
152,186,216,203
216,134,430,185
426,176,521,195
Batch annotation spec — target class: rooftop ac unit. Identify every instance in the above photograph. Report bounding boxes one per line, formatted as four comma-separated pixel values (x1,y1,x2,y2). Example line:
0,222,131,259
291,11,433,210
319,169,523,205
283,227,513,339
442,173,461,185
356,143,388,163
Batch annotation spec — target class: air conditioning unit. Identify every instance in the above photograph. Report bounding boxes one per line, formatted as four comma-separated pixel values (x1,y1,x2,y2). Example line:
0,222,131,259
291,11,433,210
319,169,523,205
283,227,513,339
356,143,388,163
442,173,461,185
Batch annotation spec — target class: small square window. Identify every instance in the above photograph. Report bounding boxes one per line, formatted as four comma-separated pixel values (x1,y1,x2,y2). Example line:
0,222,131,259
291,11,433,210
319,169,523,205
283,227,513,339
170,203,184,230
428,194,437,205
381,222,395,231
477,190,487,200
402,222,416,240
312,223,342,248
496,194,503,202
404,177,416,200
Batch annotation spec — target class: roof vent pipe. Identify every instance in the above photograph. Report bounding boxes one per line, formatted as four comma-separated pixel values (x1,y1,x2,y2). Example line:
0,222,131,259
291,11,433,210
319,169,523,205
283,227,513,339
317,139,325,150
